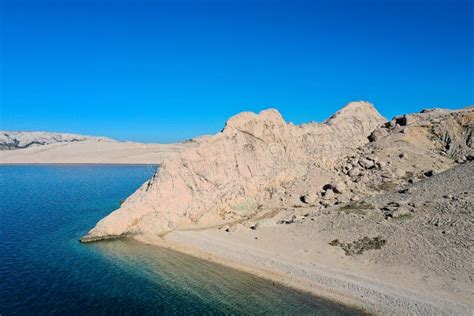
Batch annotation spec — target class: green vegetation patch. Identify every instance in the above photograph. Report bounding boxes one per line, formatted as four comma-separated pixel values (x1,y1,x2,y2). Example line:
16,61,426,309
377,181,399,192
338,202,375,215
328,239,340,246
230,199,258,215
329,236,386,256
402,171,414,181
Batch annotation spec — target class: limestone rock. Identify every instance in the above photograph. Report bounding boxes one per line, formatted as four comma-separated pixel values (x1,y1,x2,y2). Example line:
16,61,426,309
368,127,389,142
336,106,473,197
322,189,335,200
348,167,362,177
81,101,386,241
359,158,375,169
333,181,346,194
0,131,114,150
81,103,473,243
301,193,319,205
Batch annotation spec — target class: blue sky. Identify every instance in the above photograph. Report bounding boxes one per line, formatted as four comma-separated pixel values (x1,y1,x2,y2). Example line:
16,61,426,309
1,0,472,143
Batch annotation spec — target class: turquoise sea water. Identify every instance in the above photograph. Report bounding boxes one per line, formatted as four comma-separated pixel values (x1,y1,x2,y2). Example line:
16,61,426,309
0,165,357,315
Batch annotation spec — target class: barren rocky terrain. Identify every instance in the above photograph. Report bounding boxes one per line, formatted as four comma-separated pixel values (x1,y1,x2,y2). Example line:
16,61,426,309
157,161,472,314
78,101,473,314
81,102,473,240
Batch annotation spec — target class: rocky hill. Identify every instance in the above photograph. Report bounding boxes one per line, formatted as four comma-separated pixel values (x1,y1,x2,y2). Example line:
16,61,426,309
81,102,472,242
81,101,386,241
0,131,114,150
79,101,473,314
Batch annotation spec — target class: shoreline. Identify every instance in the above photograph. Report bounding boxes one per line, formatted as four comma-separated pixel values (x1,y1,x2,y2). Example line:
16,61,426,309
0,139,192,165
133,234,368,314
133,232,472,315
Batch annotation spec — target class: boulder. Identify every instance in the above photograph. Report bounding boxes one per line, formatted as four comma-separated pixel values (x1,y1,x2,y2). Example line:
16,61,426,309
368,128,389,142
391,206,412,218
323,189,335,200
359,158,375,169
333,181,346,194
300,193,319,205
424,170,435,177
366,155,379,163
348,167,362,177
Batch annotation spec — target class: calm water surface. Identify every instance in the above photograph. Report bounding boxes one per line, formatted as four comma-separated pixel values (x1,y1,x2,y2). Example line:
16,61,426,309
0,165,357,315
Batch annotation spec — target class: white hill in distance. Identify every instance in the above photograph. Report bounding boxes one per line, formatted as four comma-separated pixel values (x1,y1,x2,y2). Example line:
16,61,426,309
0,131,194,164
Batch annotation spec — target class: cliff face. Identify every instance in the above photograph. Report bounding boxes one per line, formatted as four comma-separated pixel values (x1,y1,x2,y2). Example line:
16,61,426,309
81,101,386,242
79,103,474,315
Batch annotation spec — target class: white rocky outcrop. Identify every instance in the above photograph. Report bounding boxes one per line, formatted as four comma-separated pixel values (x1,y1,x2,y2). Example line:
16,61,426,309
79,102,474,315
81,101,386,242
335,106,474,198
0,131,114,150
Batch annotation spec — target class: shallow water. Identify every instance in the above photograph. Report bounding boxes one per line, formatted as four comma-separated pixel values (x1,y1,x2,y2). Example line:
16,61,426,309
0,165,357,315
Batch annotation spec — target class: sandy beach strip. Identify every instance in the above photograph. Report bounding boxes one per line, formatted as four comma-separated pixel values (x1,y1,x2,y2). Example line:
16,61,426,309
134,230,472,315
0,140,192,164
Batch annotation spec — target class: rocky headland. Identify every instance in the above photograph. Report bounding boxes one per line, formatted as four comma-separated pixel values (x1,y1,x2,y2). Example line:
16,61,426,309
80,101,473,314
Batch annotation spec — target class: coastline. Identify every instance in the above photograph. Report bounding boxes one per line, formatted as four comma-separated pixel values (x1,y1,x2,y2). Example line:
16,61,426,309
6,105,473,315
134,230,472,315
0,139,193,165
133,234,369,314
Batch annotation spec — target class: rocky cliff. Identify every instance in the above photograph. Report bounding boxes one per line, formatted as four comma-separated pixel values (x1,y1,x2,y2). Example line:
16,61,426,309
81,101,386,241
81,102,473,242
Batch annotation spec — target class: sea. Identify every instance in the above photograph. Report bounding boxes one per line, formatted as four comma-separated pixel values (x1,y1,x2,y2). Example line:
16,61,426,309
0,165,358,315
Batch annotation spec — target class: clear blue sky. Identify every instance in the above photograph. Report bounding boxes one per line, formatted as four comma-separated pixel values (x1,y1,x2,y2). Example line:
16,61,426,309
1,0,472,143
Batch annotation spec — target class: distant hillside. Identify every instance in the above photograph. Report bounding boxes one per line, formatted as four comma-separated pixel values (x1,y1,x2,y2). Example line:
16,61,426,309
0,131,114,150
0,131,195,164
